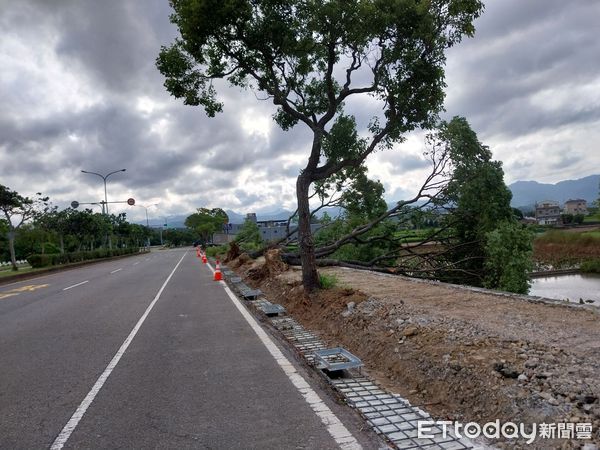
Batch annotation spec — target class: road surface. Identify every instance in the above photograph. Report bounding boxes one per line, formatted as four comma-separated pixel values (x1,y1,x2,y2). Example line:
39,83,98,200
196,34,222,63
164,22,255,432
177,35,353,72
0,248,379,449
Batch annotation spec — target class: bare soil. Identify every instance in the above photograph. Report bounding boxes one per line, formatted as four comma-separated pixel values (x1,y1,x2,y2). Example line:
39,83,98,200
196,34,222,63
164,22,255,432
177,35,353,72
233,251,600,448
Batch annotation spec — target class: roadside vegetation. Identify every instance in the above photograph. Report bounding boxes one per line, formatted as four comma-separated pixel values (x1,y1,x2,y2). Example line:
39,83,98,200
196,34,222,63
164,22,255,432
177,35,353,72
318,273,339,290
158,0,486,295
1,183,191,272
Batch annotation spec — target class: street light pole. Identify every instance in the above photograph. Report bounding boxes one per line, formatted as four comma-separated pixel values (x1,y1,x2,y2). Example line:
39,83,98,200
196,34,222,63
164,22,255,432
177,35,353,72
137,203,158,247
81,169,127,215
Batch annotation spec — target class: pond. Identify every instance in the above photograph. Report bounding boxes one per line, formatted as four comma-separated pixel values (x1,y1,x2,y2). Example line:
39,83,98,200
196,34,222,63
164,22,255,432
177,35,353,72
529,273,600,306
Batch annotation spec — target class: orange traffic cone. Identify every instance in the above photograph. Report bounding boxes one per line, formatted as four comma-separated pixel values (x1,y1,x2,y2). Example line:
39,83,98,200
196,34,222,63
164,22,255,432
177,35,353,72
213,260,222,281
202,255,207,264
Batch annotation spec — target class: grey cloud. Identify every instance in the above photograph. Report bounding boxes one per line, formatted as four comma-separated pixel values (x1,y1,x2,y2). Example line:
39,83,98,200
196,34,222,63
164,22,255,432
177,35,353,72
379,151,430,173
444,0,600,139
1,0,599,216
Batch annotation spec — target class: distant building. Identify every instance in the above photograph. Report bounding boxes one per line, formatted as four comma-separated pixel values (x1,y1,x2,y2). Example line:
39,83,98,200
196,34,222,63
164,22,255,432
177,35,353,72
563,199,588,216
211,213,321,244
535,200,560,225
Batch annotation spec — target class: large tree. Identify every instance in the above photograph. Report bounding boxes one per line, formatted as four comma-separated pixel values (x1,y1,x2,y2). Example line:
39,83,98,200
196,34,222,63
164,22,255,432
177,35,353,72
0,185,48,270
434,116,530,289
157,0,484,293
185,207,229,244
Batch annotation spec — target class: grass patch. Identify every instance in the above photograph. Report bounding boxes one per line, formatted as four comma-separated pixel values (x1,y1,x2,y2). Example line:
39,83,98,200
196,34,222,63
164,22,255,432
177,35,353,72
319,273,339,289
205,244,229,258
0,266,38,278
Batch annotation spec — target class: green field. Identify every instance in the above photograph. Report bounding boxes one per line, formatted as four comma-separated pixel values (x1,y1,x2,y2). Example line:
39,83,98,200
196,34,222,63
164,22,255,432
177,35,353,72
393,228,439,243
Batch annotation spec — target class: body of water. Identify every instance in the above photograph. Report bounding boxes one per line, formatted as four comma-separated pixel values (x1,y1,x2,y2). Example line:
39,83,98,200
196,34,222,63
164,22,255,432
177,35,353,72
529,273,600,306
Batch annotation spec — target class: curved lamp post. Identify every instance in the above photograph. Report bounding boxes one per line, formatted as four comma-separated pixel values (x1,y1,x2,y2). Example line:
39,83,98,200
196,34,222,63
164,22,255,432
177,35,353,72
81,169,126,215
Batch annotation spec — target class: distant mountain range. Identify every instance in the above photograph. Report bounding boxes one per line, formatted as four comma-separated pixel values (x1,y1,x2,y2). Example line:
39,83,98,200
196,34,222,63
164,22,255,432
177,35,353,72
508,174,599,210
142,175,599,227
145,208,301,229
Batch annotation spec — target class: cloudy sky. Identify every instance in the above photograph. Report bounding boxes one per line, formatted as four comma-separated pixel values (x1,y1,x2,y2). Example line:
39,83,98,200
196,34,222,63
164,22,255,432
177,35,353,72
1,0,599,222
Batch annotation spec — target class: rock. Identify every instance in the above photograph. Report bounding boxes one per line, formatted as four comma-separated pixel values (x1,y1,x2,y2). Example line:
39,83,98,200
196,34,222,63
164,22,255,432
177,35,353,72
518,374,528,382
402,326,419,337
341,302,356,318
539,392,559,405
524,358,539,369
493,362,519,379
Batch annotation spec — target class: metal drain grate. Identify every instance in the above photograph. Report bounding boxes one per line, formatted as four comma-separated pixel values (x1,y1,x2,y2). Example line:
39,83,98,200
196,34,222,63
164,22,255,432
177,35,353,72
260,303,286,316
240,288,262,300
270,318,326,363
241,290,473,449
314,348,363,371
331,378,473,449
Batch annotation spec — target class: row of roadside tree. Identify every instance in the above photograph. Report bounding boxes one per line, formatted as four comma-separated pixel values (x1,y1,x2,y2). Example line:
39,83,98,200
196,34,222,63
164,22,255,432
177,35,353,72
0,184,195,271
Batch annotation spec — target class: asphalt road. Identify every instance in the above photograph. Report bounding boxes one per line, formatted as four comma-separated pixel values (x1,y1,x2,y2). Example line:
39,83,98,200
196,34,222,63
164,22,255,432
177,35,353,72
0,249,379,449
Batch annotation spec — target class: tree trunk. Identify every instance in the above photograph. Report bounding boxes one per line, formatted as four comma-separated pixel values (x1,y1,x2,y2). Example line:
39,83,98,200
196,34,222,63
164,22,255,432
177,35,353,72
8,230,17,271
296,173,320,294
59,234,64,254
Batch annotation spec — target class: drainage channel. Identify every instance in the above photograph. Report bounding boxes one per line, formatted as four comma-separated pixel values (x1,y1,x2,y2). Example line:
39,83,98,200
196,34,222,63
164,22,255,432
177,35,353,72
219,262,477,450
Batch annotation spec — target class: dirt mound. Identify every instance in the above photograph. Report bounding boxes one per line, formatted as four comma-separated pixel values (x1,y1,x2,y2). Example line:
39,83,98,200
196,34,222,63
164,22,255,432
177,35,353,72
229,252,251,269
224,241,241,262
245,249,288,282
232,259,600,448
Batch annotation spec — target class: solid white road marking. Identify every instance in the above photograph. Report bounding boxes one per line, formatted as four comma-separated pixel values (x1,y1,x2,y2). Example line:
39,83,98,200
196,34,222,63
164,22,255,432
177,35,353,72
50,251,187,450
110,268,122,274
206,262,362,450
62,281,89,291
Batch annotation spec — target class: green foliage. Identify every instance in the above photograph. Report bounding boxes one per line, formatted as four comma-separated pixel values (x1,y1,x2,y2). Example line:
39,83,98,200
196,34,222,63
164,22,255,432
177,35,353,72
484,221,534,294
185,207,228,244
158,0,484,292
0,184,49,269
580,259,600,273
235,219,263,251
159,0,483,135
319,273,338,290
161,228,196,246
573,214,585,225
205,244,229,258
561,213,574,224
436,117,515,285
